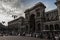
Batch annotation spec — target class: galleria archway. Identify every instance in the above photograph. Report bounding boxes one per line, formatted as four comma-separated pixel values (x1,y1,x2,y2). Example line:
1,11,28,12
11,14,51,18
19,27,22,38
29,14,35,33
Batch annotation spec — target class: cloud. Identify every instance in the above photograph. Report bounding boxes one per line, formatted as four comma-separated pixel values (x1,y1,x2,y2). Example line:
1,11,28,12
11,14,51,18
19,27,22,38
0,0,24,15
0,14,14,26
0,0,24,26
0,0,56,26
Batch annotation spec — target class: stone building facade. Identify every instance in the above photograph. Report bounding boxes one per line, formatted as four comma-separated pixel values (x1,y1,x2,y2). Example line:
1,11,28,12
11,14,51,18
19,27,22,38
8,0,60,39
8,17,25,35
0,23,7,36
24,0,60,39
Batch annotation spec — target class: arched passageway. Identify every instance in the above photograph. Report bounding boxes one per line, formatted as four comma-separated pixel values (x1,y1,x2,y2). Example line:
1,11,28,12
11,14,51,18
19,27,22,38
29,14,35,33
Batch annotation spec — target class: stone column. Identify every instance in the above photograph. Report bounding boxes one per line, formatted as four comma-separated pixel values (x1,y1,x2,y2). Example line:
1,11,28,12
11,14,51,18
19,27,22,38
42,25,45,31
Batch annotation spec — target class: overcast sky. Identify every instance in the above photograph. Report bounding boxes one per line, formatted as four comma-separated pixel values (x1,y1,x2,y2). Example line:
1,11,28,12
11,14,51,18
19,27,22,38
0,0,57,26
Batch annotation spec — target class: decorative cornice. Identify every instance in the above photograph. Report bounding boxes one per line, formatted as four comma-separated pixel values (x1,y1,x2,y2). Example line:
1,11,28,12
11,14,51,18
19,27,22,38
24,2,46,13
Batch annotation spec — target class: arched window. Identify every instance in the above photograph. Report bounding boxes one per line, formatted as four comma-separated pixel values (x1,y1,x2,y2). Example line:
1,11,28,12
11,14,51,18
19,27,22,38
45,25,49,30
55,24,60,30
50,25,54,30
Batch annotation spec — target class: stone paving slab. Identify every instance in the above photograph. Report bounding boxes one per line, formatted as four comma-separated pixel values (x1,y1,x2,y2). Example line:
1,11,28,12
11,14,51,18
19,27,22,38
0,36,47,40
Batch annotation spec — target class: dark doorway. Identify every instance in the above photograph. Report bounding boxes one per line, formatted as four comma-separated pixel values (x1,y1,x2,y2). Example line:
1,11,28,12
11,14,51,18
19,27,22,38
37,23,41,32
29,14,35,33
